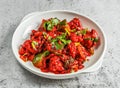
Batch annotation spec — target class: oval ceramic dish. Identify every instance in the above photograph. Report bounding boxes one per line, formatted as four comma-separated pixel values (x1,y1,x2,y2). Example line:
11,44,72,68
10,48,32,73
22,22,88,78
12,10,106,79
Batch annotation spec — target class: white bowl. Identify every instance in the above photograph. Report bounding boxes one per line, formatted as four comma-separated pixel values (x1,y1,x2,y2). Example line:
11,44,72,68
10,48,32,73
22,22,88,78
12,10,106,79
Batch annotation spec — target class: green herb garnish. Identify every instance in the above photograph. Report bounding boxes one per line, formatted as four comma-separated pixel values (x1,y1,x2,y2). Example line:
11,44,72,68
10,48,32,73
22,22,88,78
55,42,64,50
84,37,99,42
94,38,99,42
43,21,53,31
80,29,87,35
51,18,59,25
43,18,60,31
51,33,71,50
60,19,67,25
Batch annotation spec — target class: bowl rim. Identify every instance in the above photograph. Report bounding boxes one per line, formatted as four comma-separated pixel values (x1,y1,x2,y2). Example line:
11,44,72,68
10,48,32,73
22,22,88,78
12,10,107,79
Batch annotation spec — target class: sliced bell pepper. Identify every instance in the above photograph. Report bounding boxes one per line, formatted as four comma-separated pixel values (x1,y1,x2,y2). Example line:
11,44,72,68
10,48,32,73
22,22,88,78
31,41,38,50
32,51,50,67
64,25,71,35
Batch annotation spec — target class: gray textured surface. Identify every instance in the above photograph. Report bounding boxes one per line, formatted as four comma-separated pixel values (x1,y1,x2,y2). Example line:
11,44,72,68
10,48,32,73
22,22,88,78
0,0,120,88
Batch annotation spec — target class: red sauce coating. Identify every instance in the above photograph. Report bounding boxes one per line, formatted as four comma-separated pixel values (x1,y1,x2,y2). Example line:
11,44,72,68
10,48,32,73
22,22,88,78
18,18,99,74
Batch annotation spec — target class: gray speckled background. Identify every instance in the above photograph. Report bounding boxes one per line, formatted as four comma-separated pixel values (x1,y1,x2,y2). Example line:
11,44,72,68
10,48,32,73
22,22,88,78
0,0,120,88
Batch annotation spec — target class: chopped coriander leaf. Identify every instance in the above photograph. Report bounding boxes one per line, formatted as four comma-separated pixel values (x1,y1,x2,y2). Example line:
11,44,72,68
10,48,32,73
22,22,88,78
80,29,87,35
60,39,68,44
43,22,47,29
47,23,53,30
58,38,71,45
61,33,67,38
94,38,99,42
51,38,58,43
43,21,50,29
51,18,59,25
71,29,76,32
57,33,67,39
91,38,94,41
55,42,64,50
84,38,91,40
57,33,71,45
44,51,50,56
60,19,67,25
43,18,60,31
66,40,71,44
50,33,71,50
84,37,99,42
43,21,53,31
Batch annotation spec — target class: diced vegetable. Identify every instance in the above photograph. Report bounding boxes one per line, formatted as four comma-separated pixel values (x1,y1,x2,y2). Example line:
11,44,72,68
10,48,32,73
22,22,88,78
65,28,70,35
75,42,80,46
33,51,50,64
31,41,38,50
